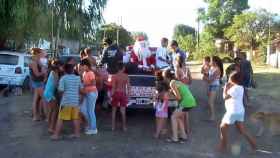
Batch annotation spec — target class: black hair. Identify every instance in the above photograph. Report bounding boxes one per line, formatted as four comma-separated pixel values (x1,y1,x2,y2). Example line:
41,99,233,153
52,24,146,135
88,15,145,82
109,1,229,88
66,57,75,64
117,62,125,71
233,57,241,64
118,45,126,51
163,69,176,80
103,37,112,45
212,56,224,78
229,71,243,85
80,59,92,68
155,70,164,81
171,40,178,47
64,64,74,74
51,59,63,71
204,56,210,62
177,55,185,68
161,37,168,43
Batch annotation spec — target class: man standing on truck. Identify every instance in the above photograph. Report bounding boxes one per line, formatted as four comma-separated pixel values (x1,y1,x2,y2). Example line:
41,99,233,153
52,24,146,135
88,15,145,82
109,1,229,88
156,38,170,70
100,38,123,74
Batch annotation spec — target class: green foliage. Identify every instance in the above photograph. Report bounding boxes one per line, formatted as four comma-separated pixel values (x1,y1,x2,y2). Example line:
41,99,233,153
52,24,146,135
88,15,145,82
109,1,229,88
173,24,195,39
194,31,217,60
172,24,196,59
199,0,249,38
225,9,279,63
131,32,149,41
96,23,134,47
225,12,258,49
176,35,196,53
0,0,107,49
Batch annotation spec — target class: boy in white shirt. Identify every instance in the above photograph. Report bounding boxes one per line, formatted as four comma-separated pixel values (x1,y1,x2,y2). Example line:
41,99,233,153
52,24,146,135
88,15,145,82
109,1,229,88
218,71,256,153
156,38,170,69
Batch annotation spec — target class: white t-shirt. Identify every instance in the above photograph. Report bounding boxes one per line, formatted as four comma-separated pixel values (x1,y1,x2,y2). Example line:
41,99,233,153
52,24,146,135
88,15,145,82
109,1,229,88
156,47,169,68
224,85,245,114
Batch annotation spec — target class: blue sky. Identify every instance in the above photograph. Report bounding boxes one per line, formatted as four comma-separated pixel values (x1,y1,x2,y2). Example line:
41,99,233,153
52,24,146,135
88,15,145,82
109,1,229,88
102,0,280,46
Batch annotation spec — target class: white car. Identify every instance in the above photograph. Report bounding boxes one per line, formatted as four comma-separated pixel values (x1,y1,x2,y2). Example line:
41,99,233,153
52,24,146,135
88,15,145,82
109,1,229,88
0,51,31,90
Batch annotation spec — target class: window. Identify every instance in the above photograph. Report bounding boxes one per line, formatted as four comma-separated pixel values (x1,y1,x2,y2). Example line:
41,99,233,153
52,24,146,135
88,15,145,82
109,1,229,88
0,54,19,65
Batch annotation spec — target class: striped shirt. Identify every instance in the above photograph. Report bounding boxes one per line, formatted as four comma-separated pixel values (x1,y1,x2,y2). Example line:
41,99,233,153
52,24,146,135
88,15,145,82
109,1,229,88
58,74,82,107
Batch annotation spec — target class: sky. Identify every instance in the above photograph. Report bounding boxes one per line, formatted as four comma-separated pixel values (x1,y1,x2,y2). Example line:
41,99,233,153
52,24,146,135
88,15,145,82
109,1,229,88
102,0,280,46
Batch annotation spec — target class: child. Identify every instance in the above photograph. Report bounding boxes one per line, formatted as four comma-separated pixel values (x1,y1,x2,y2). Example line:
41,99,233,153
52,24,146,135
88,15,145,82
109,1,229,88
201,56,210,95
51,64,82,140
206,56,223,121
163,69,197,143
218,71,256,152
43,60,64,133
80,59,99,135
111,63,130,132
154,79,169,139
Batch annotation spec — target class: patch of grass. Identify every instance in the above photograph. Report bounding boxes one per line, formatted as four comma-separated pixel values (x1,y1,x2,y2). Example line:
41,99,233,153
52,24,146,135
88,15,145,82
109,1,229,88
251,65,280,102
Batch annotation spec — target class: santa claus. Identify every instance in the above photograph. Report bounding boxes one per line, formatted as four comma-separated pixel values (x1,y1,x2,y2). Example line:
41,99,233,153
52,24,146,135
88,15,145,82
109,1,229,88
132,36,154,71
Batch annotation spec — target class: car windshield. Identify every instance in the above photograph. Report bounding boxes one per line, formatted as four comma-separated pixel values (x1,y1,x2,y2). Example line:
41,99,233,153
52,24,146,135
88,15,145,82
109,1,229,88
0,54,19,65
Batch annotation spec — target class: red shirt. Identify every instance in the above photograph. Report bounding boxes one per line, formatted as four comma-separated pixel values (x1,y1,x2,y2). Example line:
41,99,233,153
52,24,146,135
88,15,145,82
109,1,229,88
147,55,156,66
130,51,139,64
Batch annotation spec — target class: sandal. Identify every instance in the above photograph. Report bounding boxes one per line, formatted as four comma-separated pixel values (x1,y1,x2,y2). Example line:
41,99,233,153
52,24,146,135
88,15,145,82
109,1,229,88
50,135,62,141
179,137,188,142
166,138,184,144
68,134,80,139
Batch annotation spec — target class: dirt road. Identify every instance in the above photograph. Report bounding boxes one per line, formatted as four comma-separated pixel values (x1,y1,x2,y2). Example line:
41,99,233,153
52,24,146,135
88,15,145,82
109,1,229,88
0,66,279,158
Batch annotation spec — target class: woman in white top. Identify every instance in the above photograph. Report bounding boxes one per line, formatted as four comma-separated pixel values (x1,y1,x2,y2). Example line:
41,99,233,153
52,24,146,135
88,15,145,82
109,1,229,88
218,71,256,153
205,56,223,121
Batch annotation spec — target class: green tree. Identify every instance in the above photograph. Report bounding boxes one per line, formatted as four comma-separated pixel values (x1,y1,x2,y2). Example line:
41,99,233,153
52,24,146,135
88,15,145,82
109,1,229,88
96,23,134,47
199,0,249,38
225,9,278,62
172,24,196,55
131,32,149,41
194,31,217,59
173,24,195,39
51,0,107,53
0,0,107,50
225,12,258,50
0,0,50,49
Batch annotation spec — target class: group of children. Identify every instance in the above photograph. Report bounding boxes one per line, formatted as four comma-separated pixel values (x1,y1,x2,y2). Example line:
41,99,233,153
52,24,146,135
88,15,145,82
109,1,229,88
29,46,257,153
28,47,130,140
201,56,256,152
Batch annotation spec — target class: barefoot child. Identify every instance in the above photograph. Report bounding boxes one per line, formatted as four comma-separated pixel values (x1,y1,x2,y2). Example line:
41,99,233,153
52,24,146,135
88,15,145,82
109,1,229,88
43,60,64,133
111,63,130,131
154,81,169,139
201,56,210,95
218,71,256,152
51,64,82,140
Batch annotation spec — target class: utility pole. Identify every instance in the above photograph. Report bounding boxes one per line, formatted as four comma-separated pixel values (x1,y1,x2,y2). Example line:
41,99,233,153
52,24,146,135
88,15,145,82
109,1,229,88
267,14,271,65
197,17,200,49
51,0,54,58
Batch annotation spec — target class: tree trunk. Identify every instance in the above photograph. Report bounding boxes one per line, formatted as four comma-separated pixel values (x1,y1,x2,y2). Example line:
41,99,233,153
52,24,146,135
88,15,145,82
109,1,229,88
55,17,62,57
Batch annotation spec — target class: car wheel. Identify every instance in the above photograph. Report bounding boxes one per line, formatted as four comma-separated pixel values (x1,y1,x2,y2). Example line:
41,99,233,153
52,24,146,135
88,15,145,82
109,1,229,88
23,77,30,92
